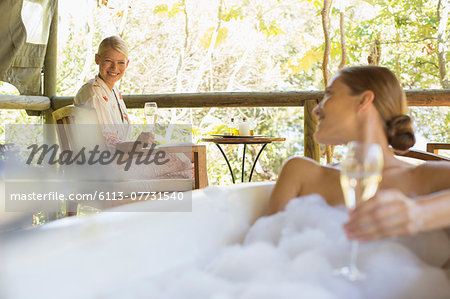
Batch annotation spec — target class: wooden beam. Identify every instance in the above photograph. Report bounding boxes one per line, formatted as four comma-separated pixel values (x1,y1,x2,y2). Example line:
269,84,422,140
0,89,446,111
405,89,450,106
0,95,50,110
51,89,449,110
56,92,308,109
52,91,322,109
0,89,447,111
124,92,318,108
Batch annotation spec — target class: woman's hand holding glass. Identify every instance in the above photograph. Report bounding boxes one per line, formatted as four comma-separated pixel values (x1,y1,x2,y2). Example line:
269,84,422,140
344,189,422,241
335,141,383,281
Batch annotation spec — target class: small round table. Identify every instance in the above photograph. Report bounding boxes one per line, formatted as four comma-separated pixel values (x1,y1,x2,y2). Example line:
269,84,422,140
201,136,286,183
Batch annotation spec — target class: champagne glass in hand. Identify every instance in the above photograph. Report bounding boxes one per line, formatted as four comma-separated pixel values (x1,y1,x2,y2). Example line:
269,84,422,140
335,141,383,281
144,102,158,125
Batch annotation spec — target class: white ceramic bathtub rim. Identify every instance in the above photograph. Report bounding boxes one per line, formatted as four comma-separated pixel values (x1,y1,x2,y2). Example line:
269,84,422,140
0,181,275,299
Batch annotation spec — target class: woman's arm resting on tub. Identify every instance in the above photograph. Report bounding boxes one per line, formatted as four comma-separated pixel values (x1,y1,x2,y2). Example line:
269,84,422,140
345,189,450,241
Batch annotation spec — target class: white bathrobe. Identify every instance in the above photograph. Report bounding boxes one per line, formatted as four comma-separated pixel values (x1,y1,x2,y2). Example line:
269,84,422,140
73,76,192,183
74,75,130,147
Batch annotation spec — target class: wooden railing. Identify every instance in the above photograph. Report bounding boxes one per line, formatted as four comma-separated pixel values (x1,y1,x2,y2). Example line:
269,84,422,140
2,89,449,110
1,89,449,161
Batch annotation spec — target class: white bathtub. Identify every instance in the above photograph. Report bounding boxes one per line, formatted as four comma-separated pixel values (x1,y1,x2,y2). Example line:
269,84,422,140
0,182,275,299
2,181,450,299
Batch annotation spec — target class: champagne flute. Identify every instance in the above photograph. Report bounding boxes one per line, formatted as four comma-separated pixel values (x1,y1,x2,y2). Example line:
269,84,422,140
144,102,158,125
335,141,383,281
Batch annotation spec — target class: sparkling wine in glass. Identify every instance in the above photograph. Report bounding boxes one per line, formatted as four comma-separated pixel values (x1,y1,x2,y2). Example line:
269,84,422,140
144,102,158,125
336,141,383,281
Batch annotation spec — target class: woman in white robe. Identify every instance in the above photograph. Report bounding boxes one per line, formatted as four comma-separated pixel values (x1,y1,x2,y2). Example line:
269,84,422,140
74,74,130,147
74,36,192,181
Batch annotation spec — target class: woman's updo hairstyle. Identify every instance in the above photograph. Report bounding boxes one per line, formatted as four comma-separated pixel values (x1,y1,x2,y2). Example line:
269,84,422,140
339,66,415,151
97,36,129,58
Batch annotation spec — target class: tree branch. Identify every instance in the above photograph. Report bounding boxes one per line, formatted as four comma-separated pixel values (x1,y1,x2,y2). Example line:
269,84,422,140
436,0,449,88
338,11,347,70
321,0,333,164
191,0,223,92
377,37,437,45
321,0,333,88
176,0,190,92
226,48,250,91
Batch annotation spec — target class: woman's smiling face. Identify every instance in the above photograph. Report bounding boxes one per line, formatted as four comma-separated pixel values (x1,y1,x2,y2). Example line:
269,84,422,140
313,75,360,145
95,47,129,90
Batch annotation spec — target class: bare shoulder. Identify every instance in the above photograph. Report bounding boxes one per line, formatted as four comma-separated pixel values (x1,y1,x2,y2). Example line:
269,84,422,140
281,156,340,184
267,156,338,214
282,156,323,176
414,161,450,191
415,161,450,174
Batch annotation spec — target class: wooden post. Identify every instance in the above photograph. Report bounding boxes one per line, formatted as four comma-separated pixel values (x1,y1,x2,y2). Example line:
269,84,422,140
193,145,209,189
42,1,58,220
304,100,320,162
43,1,58,137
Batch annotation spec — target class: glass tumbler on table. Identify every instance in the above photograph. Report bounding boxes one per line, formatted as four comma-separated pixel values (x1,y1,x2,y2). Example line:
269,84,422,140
335,141,383,281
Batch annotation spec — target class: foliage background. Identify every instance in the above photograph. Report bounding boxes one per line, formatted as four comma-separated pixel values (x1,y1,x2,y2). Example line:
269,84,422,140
1,0,449,185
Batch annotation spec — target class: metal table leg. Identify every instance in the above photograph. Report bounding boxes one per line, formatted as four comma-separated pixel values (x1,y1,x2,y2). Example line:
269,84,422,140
248,143,268,182
241,144,247,182
215,143,235,184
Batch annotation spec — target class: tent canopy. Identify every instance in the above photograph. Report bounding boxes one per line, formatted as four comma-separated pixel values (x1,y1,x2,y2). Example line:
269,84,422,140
0,0,57,95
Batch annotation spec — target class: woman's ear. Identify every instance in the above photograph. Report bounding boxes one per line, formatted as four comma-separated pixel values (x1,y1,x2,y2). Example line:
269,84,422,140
126,59,130,68
357,90,375,112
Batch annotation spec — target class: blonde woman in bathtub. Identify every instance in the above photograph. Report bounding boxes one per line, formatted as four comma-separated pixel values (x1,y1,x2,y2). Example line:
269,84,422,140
268,66,450,240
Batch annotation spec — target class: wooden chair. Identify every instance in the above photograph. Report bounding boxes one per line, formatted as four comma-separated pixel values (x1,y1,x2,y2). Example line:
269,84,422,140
52,105,208,214
427,143,450,155
52,105,103,152
395,148,450,162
